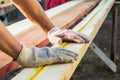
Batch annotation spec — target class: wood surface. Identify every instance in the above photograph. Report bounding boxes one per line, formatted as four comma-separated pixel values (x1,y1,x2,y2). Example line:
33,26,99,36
34,0,115,80
12,0,115,80
90,42,117,72
0,0,100,78
15,0,99,47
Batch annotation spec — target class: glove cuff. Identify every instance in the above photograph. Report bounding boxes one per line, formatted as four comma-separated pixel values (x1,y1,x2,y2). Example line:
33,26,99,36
13,45,23,61
16,45,32,67
47,27,60,36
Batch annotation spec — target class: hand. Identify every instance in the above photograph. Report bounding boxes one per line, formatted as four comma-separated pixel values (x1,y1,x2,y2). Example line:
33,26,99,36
16,45,78,67
48,27,90,45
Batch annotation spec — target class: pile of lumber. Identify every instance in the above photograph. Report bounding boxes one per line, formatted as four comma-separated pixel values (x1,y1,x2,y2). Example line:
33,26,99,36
0,0,115,79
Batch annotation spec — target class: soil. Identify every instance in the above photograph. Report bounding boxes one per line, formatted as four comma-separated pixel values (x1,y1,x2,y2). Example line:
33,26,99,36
2,8,120,80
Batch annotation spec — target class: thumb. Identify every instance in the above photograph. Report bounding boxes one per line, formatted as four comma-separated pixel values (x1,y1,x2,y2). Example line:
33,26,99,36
51,37,63,45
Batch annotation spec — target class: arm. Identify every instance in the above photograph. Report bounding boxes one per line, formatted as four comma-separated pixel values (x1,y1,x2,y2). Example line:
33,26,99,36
0,21,21,59
0,21,78,67
11,0,90,45
11,0,54,34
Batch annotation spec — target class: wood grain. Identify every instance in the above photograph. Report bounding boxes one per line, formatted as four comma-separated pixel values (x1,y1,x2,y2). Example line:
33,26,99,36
0,0,100,78
12,0,114,79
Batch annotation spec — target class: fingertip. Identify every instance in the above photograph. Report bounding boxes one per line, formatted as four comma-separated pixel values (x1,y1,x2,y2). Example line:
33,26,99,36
85,37,90,43
78,39,85,43
71,59,75,63
73,37,86,44
56,38,62,45
74,54,78,60
78,33,90,43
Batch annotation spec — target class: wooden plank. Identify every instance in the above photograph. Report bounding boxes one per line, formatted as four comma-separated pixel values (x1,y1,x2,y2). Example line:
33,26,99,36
73,0,106,31
0,0,85,68
14,0,99,47
0,61,19,78
0,0,99,77
7,0,85,35
12,0,114,80
29,0,107,79
110,2,119,64
0,1,86,77
11,68,36,80
33,0,114,80
90,42,117,72
45,0,85,18
0,51,12,68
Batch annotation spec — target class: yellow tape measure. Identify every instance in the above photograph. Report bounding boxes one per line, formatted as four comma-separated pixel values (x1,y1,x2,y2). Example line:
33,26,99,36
28,67,44,80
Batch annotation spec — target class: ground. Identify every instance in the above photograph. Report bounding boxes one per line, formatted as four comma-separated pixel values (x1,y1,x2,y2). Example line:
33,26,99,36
2,6,120,80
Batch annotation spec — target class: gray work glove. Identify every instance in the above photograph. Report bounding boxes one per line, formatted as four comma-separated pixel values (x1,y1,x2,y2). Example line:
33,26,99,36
48,27,90,45
16,45,78,67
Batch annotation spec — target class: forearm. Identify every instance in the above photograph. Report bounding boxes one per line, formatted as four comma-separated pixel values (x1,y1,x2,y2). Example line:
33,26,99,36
0,21,21,59
11,0,55,34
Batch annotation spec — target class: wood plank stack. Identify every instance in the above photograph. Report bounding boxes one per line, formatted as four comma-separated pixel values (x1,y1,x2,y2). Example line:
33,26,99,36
0,0,115,79
0,0,99,78
11,0,115,80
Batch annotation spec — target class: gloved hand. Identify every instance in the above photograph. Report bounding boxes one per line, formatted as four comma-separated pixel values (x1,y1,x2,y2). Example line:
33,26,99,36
48,27,90,45
16,45,78,67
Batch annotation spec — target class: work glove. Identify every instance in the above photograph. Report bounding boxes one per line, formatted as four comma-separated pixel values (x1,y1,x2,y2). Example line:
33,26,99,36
16,45,78,67
48,27,90,45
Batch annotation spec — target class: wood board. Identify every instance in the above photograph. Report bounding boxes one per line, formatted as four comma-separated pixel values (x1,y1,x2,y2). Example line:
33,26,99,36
12,0,115,80
0,0,101,78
